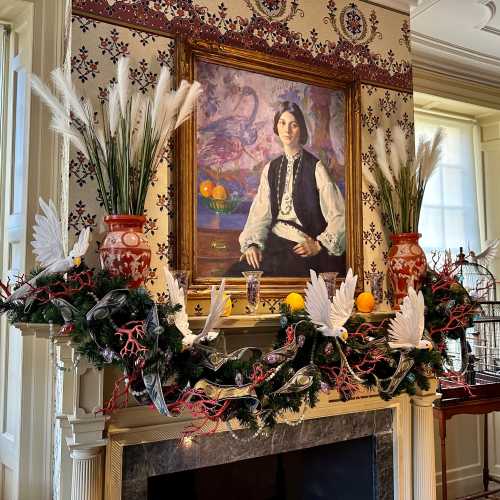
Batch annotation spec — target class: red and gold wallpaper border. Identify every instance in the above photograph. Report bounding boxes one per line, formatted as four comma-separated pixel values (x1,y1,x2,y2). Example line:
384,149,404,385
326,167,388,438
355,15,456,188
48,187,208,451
72,0,413,92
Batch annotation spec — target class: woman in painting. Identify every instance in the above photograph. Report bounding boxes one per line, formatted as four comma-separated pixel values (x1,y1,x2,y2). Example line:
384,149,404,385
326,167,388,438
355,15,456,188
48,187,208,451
230,101,345,277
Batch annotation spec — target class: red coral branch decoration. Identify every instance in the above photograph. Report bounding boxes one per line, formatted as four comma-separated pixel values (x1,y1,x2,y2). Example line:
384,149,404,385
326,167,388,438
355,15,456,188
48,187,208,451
99,371,136,414
319,364,359,400
0,278,12,299
115,320,147,357
166,388,231,436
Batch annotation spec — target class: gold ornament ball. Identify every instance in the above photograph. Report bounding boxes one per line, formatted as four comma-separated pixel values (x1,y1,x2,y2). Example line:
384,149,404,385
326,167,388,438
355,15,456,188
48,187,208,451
285,292,305,312
222,294,232,317
356,291,375,313
450,282,464,294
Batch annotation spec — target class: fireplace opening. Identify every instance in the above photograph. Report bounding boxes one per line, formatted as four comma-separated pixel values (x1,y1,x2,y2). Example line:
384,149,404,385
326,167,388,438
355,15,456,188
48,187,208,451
147,436,375,499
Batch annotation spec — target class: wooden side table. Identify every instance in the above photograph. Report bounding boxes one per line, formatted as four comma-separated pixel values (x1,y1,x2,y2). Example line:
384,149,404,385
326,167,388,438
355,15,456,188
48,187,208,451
433,397,500,500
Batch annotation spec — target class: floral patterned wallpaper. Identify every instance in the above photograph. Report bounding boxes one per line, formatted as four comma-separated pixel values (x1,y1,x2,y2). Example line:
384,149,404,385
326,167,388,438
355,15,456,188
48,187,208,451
70,0,414,313
69,15,176,302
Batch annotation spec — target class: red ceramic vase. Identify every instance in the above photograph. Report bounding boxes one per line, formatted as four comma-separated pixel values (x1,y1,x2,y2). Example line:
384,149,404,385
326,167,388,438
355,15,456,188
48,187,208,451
387,232,427,308
99,215,151,288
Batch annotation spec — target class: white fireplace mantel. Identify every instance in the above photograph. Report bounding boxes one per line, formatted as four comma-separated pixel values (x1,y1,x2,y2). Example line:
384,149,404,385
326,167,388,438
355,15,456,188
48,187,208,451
9,323,440,500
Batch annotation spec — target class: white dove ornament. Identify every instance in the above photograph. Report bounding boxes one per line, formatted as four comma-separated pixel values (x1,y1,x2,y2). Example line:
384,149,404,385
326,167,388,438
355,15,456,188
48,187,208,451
388,287,432,350
6,198,90,304
469,239,500,267
163,267,229,349
305,268,358,340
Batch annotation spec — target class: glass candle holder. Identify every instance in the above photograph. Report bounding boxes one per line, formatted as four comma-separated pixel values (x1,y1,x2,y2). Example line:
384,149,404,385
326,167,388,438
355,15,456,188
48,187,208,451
172,270,191,297
243,271,263,314
370,274,384,307
320,272,338,301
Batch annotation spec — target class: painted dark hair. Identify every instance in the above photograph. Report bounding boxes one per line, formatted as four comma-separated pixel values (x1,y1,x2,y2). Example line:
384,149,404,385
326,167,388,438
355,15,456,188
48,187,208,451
273,101,308,145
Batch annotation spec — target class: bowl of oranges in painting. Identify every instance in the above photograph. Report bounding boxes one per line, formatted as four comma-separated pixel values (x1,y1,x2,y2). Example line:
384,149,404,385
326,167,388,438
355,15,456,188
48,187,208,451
199,179,242,215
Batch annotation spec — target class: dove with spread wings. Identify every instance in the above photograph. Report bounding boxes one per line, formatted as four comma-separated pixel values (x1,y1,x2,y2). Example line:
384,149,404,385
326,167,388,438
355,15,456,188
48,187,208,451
379,287,432,397
305,268,358,340
3,198,90,305
163,267,229,348
388,287,432,350
468,239,500,267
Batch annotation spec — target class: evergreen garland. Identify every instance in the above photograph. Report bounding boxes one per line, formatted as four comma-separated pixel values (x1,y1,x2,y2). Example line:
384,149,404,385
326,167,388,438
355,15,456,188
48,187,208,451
0,264,475,432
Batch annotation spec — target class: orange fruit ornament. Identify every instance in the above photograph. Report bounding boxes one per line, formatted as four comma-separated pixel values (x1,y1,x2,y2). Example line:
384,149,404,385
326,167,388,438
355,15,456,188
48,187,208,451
199,180,215,198
285,292,305,312
356,292,375,313
222,294,232,317
212,184,228,200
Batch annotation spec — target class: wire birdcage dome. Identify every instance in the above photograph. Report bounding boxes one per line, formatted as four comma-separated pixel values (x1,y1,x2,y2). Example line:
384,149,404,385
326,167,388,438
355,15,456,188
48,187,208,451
453,247,496,302
440,247,500,393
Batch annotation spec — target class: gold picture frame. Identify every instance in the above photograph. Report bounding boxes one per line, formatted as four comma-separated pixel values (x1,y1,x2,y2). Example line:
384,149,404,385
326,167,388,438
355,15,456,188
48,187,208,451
176,40,363,298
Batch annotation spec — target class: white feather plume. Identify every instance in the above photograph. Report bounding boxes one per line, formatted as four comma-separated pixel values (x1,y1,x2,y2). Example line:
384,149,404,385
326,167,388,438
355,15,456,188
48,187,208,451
374,128,395,188
362,166,378,187
50,114,90,159
174,81,203,129
130,94,148,158
108,85,120,137
30,74,69,123
166,80,190,125
117,57,130,117
152,66,171,127
51,67,91,126
390,126,407,178
418,128,444,182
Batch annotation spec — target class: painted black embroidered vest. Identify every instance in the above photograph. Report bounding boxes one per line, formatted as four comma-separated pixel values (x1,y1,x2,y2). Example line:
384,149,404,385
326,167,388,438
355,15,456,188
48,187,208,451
268,149,327,239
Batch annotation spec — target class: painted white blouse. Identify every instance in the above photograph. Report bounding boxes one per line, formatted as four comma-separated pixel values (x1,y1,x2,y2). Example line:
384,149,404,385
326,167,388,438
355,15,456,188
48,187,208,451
239,153,346,256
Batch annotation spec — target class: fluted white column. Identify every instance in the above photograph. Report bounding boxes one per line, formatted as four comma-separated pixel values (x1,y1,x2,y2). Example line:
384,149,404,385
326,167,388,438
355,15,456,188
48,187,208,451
70,447,105,500
411,381,439,500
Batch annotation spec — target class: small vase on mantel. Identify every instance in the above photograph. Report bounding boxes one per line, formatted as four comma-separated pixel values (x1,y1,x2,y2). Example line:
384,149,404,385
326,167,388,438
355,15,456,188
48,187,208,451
387,232,427,308
99,215,151,288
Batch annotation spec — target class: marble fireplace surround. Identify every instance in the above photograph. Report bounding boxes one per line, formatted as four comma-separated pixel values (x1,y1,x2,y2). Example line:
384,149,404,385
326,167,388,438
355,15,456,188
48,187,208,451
120,408,394,500
104,385,438,500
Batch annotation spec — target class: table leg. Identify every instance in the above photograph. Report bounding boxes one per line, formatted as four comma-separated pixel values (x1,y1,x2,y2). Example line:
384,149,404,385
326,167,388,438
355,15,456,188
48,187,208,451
439,416,448,500
483,413,489,493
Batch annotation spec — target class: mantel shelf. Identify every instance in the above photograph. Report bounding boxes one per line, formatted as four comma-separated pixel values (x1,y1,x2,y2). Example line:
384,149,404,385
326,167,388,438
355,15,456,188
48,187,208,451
189,310,394,331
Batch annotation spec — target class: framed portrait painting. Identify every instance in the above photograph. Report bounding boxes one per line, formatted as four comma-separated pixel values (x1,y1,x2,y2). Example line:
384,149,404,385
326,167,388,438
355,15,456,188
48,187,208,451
177,41,362,295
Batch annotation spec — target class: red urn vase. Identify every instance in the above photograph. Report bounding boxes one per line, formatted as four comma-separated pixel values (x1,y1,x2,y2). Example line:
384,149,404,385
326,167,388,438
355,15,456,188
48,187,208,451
99,215,151,288
387,232,427,308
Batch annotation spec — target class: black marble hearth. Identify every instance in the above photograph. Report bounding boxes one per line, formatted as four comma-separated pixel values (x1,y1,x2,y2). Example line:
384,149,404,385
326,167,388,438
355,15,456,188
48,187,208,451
122,409,394,500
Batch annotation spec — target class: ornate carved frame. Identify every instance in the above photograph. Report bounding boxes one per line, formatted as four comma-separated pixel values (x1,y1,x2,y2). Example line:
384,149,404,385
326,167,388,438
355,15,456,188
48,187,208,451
177,40,363,297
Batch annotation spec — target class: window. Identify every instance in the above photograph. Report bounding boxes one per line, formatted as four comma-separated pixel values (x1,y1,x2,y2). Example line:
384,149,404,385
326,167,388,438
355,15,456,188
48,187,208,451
416,112,481,257
0,23,9,278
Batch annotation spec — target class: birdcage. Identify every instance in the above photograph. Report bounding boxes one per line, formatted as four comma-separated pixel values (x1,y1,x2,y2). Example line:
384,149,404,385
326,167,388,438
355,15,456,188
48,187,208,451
439,249,500,398
453,247,496,302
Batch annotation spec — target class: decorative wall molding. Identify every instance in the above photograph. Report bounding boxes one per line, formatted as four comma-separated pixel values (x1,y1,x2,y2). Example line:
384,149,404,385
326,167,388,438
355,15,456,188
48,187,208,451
412,32,500,67
412,67,500,111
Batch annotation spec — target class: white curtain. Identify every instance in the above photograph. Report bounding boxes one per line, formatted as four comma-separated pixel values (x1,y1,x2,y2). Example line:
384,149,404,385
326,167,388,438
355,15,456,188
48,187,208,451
416,112,481,258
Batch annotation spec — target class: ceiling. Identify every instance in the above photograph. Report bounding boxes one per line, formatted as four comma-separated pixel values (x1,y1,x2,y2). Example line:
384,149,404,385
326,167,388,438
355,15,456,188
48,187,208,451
410,0,500,87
